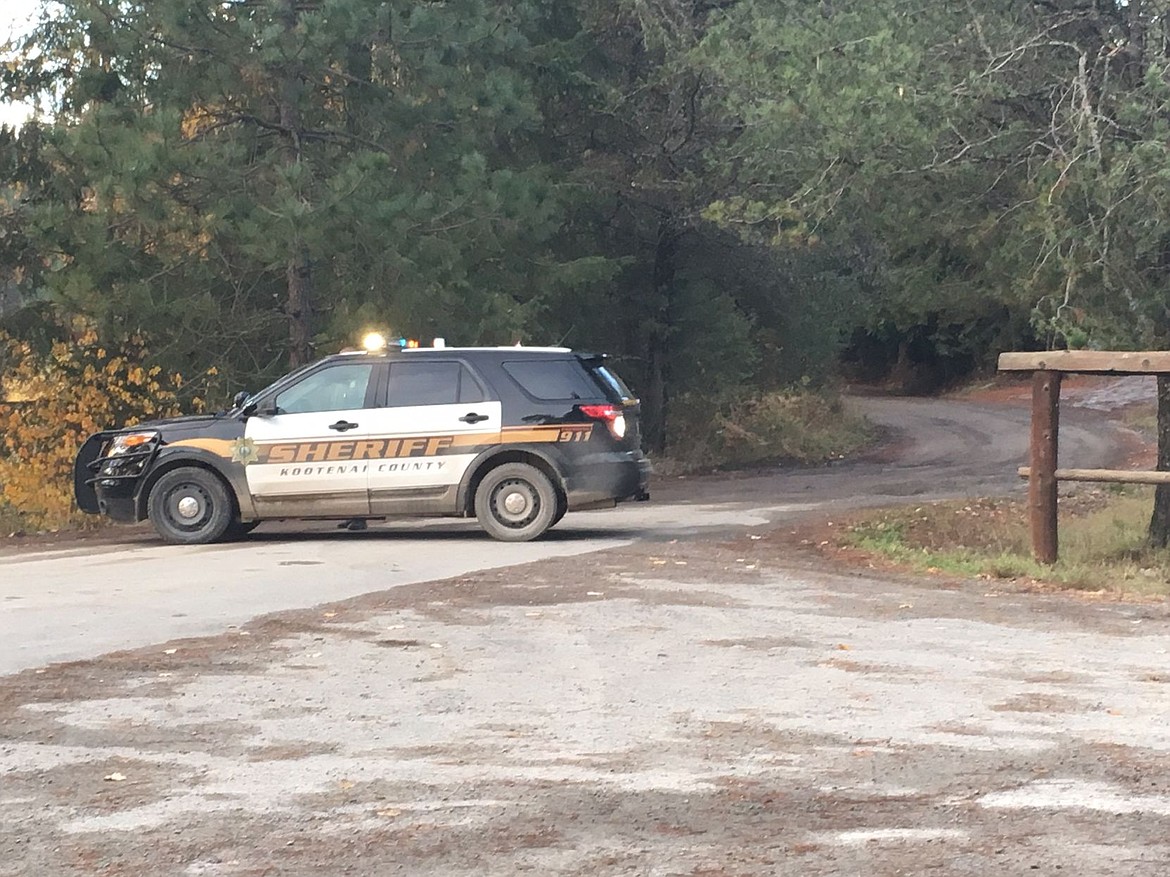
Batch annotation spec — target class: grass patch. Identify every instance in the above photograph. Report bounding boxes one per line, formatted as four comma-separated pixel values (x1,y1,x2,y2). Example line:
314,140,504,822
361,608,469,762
1120,405,1158,437
0,495,112,539
840,487,1170,596
0,499,29,536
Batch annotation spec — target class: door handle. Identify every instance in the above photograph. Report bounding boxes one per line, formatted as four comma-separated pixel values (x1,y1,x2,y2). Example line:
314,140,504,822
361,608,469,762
329,420,359,432
459,412,490,424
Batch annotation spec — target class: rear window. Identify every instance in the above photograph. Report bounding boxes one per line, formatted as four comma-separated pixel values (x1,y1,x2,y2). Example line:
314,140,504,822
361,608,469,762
589,364,635,402
502,360,601,401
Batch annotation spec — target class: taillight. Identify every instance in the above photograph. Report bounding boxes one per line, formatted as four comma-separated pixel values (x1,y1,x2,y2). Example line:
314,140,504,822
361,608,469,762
578,404,627,439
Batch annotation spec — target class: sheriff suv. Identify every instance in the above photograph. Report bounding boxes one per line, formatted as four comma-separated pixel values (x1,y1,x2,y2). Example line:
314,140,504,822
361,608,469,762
74,344,651,544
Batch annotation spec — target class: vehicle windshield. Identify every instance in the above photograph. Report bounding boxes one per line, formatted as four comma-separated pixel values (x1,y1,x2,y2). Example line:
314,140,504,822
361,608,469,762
231,359,323,413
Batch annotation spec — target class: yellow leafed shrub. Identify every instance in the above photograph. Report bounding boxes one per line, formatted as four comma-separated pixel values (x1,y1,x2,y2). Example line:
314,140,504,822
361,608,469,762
0,328,194,531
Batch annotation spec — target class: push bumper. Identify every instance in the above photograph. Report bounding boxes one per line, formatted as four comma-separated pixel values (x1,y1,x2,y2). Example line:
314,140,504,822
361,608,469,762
73,431,157,521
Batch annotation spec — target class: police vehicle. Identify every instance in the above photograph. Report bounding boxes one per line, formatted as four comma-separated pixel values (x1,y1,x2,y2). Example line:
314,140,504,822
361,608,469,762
73,336,651,544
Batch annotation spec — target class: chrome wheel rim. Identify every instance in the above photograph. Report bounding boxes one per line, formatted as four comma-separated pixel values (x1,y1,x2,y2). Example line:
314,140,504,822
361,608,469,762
166,483,211,531
492,479,538,528
176,496,201,519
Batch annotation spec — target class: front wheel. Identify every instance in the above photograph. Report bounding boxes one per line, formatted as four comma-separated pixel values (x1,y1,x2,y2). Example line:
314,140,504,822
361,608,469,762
224,519,260,540
474,463,559,542
147,467,234,545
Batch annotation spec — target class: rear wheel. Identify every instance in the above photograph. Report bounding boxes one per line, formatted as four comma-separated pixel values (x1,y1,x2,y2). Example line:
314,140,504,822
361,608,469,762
474,463,558,542
147,467,233,545
550,499,568,529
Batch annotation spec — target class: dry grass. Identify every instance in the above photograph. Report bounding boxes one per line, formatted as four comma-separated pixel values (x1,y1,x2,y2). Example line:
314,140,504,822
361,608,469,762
840,486,1170,596
658,389,875,475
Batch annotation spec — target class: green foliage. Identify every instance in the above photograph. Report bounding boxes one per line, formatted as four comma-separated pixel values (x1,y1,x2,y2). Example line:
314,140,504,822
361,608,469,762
13,0,1170,477
0,0,885,456
3,0,584,387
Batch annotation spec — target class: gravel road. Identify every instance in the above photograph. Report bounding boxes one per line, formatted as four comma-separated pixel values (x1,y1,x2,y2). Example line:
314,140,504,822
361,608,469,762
2,389,1168,876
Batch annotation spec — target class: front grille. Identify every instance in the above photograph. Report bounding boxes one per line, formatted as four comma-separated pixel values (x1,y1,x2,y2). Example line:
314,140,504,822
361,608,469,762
88,439,159,485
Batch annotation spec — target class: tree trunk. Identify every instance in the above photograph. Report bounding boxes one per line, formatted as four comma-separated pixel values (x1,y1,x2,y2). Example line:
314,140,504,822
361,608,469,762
643,222,678,455
286,246,313,368
1148,374,1170,546
279,0,313,368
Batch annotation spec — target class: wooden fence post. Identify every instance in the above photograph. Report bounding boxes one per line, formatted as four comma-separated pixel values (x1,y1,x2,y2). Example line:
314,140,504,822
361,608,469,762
1029,370,1061,563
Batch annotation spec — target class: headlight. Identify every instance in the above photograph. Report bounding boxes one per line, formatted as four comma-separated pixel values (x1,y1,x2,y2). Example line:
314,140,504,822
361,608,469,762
107,431,158,457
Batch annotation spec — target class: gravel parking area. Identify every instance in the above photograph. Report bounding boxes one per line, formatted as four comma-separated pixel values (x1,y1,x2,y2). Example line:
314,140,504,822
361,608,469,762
3,533,1169,876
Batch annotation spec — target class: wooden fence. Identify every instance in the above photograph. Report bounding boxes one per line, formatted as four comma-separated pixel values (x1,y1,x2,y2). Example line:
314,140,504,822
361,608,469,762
998,351,1168,563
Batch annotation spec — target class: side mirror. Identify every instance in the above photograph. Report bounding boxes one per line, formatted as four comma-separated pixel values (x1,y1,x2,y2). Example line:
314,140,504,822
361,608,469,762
232,390,250,410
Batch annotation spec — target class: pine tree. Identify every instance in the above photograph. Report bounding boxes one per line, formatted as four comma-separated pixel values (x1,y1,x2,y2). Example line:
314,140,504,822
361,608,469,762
4,0,571,382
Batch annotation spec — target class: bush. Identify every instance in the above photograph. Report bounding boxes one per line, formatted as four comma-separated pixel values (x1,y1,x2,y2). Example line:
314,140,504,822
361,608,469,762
662,388,874,473
0,327,197,531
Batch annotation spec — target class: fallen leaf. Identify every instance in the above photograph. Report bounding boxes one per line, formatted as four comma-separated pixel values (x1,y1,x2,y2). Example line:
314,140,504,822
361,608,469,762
836,644,852,651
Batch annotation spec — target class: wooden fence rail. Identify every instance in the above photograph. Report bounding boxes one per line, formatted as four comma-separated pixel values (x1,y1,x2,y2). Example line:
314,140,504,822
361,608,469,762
1017,468,1170,485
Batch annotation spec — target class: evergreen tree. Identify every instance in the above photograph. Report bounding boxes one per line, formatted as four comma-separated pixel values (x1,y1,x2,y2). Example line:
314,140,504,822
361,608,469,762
4,0,574,383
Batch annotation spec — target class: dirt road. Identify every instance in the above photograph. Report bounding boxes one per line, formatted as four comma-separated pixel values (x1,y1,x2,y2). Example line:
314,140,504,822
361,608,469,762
2,390,1168,876
0,393,1125,674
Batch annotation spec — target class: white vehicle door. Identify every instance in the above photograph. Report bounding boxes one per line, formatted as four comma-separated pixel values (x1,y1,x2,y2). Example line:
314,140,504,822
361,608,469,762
244,360,377,518
365,359,501,516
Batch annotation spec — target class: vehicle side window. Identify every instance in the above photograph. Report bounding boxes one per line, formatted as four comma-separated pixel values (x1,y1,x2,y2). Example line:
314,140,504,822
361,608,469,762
274,364,374,414
502,360,598,401
387,361,485,406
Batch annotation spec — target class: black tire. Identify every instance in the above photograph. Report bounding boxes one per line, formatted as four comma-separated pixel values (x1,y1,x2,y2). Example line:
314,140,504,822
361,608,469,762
474,463,559,542
550,499,567,529
224,519,260,540
147,466,234,545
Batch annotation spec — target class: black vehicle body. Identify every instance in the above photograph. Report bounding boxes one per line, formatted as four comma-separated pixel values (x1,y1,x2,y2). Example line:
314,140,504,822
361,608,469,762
75,347,651,543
